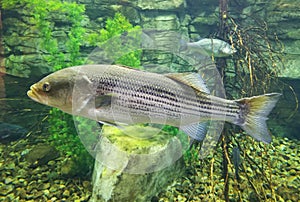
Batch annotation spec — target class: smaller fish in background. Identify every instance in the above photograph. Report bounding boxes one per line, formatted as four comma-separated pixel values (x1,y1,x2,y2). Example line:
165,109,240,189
232,146,242,181
180,38,236,57
0,122,28,144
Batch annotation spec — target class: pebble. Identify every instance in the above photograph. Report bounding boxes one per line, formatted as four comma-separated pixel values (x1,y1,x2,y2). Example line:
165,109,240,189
48,160,56,166
6,193,15,201
44,182,51,189
82,180,91,189
37,183,45,190
4,177,13,184
17,168,27,176
181,180,189,187
177,195,186,201
50,197,58,201
63,189,70,197
279,144,286,151
5,140,98,201
6,162,16,170
289,169,296,175
43,189,50,197
35,190,44,198
49,186,58,193
16,187,27,199
18,178,28,186
0,184,14,196
72,193,80,200
287,176,298,185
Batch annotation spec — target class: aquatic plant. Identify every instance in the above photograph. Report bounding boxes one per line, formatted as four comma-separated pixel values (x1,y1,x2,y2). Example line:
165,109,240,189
36,1,94,177
1,0,86,75
48,109,94,177
87,12,142,68
189,0,287,201
2,0,94,177
220,12,283,202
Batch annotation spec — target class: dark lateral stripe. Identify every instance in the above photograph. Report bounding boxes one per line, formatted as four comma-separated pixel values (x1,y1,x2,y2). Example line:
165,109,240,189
111,89,238,119
95,77,240,119
114,77,239,113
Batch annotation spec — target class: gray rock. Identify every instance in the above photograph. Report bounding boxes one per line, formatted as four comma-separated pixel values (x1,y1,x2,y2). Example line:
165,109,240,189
126,0,185,11
89,125,187,202
141,13,180,31
24,144,60,168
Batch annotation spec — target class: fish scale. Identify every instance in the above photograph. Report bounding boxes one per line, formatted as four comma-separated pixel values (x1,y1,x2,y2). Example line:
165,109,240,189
105,75,238,116
88,67,239,125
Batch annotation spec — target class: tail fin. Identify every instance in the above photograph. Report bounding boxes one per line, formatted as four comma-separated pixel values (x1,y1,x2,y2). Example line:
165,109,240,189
235,93,281,143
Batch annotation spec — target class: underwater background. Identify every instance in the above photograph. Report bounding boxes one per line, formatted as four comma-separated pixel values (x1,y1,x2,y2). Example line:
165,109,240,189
0,0,299,201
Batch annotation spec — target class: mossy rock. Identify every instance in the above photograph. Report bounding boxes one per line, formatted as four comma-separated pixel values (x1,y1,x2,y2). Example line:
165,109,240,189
102,125,178,153
90,125,187,202
94,125,189,173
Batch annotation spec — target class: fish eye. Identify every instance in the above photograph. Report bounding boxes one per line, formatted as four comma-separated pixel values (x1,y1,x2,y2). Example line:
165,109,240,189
42,82,51,92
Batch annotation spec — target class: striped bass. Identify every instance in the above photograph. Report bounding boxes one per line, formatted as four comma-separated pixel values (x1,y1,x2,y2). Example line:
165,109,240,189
27,64,280,143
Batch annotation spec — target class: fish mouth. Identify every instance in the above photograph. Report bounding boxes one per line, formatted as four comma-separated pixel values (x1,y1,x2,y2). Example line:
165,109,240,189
27,85,42,103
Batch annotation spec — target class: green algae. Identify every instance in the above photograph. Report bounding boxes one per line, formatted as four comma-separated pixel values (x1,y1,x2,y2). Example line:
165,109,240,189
102,125,189,154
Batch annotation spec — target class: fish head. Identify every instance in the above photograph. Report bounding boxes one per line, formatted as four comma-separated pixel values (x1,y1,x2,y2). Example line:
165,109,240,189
27,68,77,114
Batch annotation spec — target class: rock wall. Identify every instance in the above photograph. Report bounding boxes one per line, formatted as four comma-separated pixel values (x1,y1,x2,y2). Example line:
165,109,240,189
266,0,300,78
1,0,299,78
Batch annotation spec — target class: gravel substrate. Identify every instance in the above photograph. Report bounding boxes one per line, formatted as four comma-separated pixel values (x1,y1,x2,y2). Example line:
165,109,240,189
158,135,300,202
0,134,299,201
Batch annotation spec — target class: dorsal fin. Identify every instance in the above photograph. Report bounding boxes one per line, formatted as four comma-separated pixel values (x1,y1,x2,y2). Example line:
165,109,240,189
165,72,210,94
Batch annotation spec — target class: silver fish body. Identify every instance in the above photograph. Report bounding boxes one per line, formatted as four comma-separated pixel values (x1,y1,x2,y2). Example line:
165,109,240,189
181,38,236,57
27,65,280,143
73,65,235,126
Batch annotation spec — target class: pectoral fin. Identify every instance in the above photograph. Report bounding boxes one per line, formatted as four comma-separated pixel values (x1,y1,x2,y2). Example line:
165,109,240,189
180,122,208,141
95,94,115,109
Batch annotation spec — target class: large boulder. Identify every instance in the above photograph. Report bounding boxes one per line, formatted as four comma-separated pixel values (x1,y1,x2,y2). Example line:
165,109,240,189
89,125,187,202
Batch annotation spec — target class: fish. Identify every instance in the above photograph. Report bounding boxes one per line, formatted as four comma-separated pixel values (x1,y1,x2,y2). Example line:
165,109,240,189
27,64,280,143
180,38,236,57
232,146,241,181
0,122,28,143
